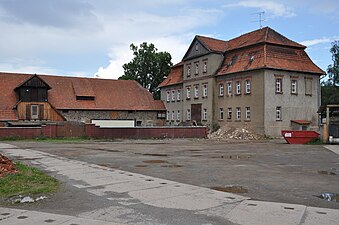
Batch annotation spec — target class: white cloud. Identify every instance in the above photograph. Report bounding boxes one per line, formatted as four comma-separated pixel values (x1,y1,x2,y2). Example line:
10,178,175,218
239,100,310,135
300,36,339,47
223,0,295,17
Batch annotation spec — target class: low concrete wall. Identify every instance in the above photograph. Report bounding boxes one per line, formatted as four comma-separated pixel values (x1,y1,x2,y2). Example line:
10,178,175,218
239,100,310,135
0,123,207,139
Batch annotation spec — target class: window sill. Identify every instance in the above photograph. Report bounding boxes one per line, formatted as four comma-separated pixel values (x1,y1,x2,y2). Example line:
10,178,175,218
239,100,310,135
276,120,282,122
235,93,241,96
235,120,241,122
186,98,191,100
244,119,251,122
275,92,283,95
194,97,199,99
291,93,298,95
245,92,251,95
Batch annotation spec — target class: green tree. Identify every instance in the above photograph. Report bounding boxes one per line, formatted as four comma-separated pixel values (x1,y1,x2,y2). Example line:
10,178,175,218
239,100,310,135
327,40,339,86
119,42,172,99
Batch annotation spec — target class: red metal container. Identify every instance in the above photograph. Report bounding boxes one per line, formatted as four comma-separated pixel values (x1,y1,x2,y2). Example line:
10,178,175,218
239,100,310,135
281,130,320,144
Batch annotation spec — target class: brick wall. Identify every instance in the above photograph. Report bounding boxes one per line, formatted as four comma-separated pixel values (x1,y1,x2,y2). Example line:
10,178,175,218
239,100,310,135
85,124,207,139
0,123,207,139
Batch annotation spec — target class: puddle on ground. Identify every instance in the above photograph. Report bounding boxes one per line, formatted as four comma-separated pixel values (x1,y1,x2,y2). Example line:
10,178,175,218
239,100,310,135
135,165,148,168
210,155,252,160
143,160,168,164
211,185,248,193
142,153,168,157
160,164,183,168
316,193,339,202
318,170,337,175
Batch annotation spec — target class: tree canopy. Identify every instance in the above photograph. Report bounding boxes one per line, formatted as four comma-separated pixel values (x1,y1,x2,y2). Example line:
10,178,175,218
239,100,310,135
119,42,172,99
327,40,339,86
321,40,339,105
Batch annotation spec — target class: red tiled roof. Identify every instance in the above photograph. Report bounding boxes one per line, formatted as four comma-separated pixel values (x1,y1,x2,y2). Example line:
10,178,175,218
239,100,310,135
217,43,324,76
0,73,165,120
158,62,183,88
291,120,311,125
196,36,228,53
227,27,305,51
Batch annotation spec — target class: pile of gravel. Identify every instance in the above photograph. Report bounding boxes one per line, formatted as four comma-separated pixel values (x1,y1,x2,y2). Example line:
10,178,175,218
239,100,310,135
208,126,264,140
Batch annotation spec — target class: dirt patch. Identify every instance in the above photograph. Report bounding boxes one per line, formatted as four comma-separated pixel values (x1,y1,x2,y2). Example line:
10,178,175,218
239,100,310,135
211,185,248,193
143,160,168,164
0,154,18,177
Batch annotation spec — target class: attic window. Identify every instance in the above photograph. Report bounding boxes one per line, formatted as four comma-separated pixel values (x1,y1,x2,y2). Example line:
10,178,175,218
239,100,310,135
250,56,255,62
227,61,232,66
76,96,95,101
195,43,199,51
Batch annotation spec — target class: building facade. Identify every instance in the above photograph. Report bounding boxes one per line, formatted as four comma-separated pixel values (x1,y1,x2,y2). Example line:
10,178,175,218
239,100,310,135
159,27,324,136
0,73,166,127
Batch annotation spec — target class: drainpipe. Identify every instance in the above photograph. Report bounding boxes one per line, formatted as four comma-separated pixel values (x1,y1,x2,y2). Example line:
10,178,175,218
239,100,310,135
323,106,330,143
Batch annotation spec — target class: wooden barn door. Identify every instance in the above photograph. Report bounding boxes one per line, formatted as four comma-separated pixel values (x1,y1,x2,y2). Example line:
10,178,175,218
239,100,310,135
191,104,202,125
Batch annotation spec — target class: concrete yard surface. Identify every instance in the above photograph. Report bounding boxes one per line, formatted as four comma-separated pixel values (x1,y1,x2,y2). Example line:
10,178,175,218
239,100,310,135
0,140,339,224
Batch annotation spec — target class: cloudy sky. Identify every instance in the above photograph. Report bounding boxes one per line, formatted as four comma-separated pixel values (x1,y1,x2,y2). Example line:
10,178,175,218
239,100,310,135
0,0,338,79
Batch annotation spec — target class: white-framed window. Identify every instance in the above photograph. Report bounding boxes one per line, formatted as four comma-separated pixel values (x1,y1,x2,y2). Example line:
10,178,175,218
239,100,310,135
187,65,191,77
177,90,181,101
177,110,180,121
236,107,241,120
166,111,170,121
227,107,232,120
202,84,208,98
291,80,297,94
275,78,282,93
245,107,251,120
166,91,170,102
195,62,199,75
245,80,251,94
194,85,199,98
236,81,241,95
203,108,207,121
276,106,282,121
186,109,191,121
172,111,175,121
186,86,191,99
203,61,207,73
219,108,224,120
227,82,232,95
31,105,39,119
171,90,175,102
219,83,224,96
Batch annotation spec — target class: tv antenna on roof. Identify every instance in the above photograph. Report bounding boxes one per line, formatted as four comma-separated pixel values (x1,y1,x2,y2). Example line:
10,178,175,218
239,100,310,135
251,11,265,29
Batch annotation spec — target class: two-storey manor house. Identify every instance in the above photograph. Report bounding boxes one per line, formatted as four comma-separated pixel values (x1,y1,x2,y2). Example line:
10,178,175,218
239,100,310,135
159,27,324,136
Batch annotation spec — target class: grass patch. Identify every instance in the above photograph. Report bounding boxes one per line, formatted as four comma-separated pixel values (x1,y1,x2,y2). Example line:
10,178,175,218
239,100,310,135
306,138,325,145
0,163,59,198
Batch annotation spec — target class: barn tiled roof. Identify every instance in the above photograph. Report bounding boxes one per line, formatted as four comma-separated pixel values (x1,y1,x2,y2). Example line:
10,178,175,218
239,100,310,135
158,62,183,88
0,72,165,121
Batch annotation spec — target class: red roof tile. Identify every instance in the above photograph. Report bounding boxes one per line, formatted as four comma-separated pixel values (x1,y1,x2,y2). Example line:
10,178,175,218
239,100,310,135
291,120,311,125
0,73,165,121
196,36,228,53
227,27,305,51
158,62,183,88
